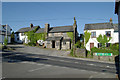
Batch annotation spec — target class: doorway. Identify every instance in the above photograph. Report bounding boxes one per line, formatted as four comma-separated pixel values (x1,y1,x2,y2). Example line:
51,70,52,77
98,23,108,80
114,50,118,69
52,40,55,48
90,43,94,50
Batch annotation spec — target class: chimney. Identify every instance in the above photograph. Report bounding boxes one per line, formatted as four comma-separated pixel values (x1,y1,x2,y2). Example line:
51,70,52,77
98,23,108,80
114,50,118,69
44,23,50,38
109,18,113,24
30,23,33,28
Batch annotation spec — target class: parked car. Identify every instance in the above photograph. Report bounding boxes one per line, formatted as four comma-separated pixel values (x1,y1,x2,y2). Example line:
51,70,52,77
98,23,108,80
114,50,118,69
37,40,44,46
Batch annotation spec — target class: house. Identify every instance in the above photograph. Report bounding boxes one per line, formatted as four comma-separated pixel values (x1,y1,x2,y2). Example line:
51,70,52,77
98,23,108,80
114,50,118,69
35,18,78,50
15,24,40,43
84,18,118,51
0,24,12,44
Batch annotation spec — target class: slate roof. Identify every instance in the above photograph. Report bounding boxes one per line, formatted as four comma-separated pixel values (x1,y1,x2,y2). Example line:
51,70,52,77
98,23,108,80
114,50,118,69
113,24,118,31
35,28,44,33
46,37,63,41
84,23,115,30
49,25,74,33
16,26,39,33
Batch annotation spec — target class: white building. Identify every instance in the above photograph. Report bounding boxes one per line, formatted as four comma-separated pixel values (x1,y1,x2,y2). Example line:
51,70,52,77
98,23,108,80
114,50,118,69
15,24,40,43
84,19,118,51
0,24,12,44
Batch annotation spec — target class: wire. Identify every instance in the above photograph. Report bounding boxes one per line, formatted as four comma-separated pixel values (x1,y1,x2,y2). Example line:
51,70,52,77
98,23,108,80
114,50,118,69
2,17,118,22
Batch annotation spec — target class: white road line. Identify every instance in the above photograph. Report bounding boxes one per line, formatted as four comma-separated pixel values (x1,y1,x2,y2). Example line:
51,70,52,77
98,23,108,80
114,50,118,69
87,64,94,66
28,67,46,72
75,62,79,63
60,60,64,61
106,66,109,67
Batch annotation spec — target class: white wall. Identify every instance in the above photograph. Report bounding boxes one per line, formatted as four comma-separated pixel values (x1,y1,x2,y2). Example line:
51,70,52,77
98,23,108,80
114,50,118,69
15,33,29,44
84,29,118,51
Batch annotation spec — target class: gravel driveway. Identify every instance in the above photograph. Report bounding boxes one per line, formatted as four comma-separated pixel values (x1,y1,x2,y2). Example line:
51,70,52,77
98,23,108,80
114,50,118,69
7,44,70,57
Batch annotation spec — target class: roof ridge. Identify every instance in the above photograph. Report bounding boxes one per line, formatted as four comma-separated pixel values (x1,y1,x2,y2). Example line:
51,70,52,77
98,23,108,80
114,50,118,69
85,22,111,25
51,25,73,28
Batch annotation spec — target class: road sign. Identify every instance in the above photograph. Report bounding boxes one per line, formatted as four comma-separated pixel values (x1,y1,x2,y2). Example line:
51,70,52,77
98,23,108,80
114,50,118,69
95,53,112,56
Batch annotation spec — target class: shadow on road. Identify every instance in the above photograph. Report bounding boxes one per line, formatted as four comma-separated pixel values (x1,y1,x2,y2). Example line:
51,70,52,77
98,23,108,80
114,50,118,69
2,51,48,63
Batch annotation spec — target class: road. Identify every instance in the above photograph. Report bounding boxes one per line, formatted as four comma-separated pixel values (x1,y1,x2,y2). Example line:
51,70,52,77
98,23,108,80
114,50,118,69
1,44,118,79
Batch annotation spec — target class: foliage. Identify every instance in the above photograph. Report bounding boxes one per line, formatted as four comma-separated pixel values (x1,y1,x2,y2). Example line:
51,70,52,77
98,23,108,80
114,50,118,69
67,32,73,43
4,37,8,46
80,34,84,42
27,31,36,44
11,31,15,43
91,46,119,55
75,41,85,48
25,26,46,46
70,47,74,56
28,42,36,46
84,31,91,45
34,33,46,41
97,34,112,48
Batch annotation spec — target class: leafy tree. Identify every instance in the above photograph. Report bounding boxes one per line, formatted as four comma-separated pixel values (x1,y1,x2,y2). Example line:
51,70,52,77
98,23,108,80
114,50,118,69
67,32,73,43
84,31,91,45
11,31,15,43
80,34,84,42
4,37,8,46
97,34,112,48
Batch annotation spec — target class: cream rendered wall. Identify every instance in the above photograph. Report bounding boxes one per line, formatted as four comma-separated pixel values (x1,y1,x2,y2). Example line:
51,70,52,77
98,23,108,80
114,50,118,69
84,29,118,51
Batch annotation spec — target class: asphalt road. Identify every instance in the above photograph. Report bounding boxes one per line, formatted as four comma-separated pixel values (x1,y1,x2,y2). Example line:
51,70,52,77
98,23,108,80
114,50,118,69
1,44,119,79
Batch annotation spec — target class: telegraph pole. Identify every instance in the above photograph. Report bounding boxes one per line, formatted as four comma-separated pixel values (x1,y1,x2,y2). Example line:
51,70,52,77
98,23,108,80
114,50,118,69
6,24,7,38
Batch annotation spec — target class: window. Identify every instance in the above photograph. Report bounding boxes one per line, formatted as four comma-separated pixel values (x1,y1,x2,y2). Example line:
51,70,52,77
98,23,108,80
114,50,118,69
91,32,96,38
106,31,111,37
106,43,110,47
63,41,66,45
98,43,102,48
56,42,59,46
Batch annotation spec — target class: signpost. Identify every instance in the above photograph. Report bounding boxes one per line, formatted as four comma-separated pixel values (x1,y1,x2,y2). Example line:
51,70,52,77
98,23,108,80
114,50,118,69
95,53,113,56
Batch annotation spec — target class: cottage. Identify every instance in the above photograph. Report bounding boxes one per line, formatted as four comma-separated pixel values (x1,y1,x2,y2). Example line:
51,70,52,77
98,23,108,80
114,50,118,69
84,18,118,51
15,24,40,43
0,24,12,44
35,18,78,50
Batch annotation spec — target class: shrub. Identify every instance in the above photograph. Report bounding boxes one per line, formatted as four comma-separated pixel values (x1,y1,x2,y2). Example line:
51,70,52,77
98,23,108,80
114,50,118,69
4,37,8,46
91,47,119,55
28,42,36,46
70,47,74,56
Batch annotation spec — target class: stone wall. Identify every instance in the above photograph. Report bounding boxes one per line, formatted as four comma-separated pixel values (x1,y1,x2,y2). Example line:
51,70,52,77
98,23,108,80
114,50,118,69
75,48,86,57
93,53,117,61
61,41,70,50
48,33,70,39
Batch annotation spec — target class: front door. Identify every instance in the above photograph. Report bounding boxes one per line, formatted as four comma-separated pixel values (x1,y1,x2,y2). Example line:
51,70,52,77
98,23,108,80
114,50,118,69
90,43,94,50
52,40,55,48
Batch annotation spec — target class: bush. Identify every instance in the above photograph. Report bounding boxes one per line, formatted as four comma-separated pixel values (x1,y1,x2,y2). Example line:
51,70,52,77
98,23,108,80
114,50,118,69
4,37,8,46
70,47,74,56
91,47,119,55
28,42,36,46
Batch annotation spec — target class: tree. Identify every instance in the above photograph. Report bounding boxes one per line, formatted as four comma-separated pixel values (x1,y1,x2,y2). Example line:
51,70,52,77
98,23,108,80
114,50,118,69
97,34,112,48
84,31,91,45
11,31,15,43
4,37,8,46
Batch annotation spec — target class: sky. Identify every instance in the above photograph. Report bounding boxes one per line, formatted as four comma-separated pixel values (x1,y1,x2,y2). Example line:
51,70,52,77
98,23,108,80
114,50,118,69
2,2,118,34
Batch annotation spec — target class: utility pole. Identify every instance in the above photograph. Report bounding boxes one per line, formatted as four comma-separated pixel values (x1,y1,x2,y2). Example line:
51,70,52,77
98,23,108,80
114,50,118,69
6,24,7,38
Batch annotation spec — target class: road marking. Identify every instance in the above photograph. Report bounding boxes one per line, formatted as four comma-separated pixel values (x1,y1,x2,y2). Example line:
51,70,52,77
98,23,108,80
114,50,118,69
106,66,109,67
28,64,51,72
28,67,46,72
60,60,64,61
75,62,79,63
88,64,94,66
